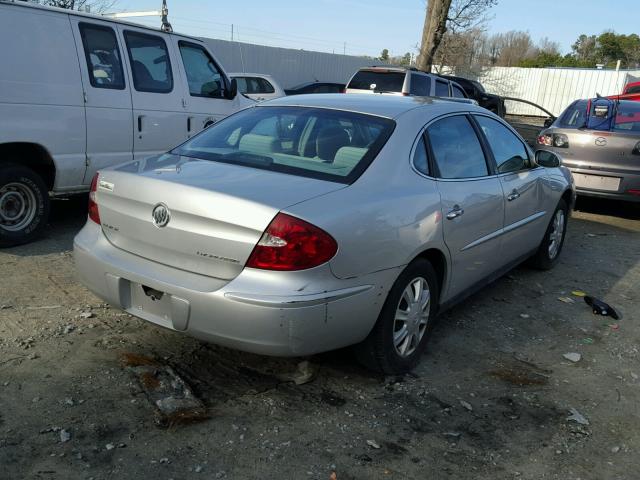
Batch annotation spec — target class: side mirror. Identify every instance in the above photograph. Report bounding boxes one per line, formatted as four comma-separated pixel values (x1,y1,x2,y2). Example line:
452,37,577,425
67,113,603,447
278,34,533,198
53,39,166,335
535,150,561,168
225,77,238,100
543,117,555,128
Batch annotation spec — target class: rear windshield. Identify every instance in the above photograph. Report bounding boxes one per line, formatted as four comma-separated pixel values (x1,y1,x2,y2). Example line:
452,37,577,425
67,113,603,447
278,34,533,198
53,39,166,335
348,70,405,92
557,100,588,128
172,106,395,184
614,101,640,132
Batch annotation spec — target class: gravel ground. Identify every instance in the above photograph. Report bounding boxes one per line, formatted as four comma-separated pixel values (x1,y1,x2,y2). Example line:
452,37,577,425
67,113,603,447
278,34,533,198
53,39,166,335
1,196,639,480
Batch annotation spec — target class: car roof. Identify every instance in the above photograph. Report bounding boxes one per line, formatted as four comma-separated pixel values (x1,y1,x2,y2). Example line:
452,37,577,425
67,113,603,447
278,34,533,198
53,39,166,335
262,93,482,119
0,0,203,42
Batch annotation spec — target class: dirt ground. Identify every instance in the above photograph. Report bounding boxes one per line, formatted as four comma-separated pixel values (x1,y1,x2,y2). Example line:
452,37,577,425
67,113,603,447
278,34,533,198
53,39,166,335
1,196,639,480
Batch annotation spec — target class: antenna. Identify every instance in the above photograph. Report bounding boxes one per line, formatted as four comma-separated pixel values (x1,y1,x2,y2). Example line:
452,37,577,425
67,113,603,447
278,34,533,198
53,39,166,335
160,0,172,33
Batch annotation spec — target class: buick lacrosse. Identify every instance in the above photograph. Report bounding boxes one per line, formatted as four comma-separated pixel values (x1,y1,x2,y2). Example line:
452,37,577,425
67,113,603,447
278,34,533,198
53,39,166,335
74,94,575,373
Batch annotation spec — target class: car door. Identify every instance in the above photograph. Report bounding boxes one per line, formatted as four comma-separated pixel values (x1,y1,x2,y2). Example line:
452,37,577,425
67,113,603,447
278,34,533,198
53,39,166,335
173,39,243,135
71,19,133,184
473,114,546,258
118,27,186,160
425,114,505,298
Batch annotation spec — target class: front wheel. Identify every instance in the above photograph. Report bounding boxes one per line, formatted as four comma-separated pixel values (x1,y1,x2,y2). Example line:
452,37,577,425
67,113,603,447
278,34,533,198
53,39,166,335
0,164,50,248
528,198,568,270
355,258,439,374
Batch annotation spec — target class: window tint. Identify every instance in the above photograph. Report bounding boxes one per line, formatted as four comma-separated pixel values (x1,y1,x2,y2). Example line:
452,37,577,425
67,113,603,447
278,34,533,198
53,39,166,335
79,23,125,90
626,85,640,94
173,106,395,184
475,116,530,173
427,116,488,179
411,74,432,96
257,77,275,94
435,80,449,97
179,42,225,98
412,135,429,175
124,31,172,93
614,101,640,131
558,100,588,128
348,71,405,92
452,85,466,98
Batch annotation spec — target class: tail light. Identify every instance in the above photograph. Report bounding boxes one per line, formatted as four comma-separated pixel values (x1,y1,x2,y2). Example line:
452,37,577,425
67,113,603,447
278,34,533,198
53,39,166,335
553,133,569,148
628,189,640,196
246,213,337,271
537,134,553,146
88,173,100,225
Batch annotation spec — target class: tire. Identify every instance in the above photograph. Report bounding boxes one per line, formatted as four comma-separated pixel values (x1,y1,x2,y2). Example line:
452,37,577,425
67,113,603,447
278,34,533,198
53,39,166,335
355,258,440,374
0,164,50,248
528,198,568,270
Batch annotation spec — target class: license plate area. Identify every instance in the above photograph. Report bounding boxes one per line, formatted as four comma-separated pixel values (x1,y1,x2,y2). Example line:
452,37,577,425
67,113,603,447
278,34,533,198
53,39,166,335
129,283,190,331
573,173,621,192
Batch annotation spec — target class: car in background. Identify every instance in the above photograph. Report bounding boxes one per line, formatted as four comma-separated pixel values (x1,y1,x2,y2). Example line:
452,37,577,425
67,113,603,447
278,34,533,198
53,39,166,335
608,80,640,102
436,74,505,116
345,67,468,99
284,81,346,95
537,97,640,202
229,73,285,102
75,94,573,374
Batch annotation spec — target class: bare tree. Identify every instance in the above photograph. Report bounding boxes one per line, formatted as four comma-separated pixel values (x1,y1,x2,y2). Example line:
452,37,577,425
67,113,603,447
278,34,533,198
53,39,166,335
417,0,497,72
31,0,116,13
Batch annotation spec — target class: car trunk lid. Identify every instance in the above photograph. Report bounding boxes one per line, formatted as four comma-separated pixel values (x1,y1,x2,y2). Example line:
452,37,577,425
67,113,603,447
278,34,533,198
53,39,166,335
96,156,345,280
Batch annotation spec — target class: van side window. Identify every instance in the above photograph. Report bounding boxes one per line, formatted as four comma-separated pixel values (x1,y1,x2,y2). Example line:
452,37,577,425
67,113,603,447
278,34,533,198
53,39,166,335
79,23,125,90
411,74,432,96
124,31,173,93
435,80,449,97
179,41,226,98
452,85,466,98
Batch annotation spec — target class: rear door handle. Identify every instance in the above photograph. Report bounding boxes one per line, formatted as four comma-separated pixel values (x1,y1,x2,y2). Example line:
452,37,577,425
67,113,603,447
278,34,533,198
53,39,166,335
446,205,464,220
507,190,521,201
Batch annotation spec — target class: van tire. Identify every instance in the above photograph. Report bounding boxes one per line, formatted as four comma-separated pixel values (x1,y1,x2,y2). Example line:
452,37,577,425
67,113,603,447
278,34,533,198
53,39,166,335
355,258,439,375
0,164,50,248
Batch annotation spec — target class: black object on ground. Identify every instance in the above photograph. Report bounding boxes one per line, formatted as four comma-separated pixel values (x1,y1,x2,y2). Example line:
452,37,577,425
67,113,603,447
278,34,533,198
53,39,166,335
584,296,621,320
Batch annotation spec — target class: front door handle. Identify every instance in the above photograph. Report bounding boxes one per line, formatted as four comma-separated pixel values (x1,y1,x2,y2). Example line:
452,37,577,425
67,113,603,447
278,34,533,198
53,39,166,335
507,190,521,201
446,205,464,220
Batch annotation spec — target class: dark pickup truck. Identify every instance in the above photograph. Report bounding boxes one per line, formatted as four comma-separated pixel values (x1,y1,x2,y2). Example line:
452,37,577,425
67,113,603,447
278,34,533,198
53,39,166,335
436,74,506,116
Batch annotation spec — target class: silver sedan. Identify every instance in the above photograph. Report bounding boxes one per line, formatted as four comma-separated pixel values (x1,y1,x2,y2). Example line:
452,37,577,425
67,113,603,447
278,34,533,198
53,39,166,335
74,94,575,374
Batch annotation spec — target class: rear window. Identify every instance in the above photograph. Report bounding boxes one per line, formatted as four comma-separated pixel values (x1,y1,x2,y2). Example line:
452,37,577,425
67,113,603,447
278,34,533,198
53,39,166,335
173,106,395,184
557,100,588,128
614,101,640,132
348,70,406,92
625,85,640,95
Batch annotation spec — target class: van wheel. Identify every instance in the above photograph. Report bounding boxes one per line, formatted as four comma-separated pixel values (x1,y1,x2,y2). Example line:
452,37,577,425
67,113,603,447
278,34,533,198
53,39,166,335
528,199,568,270
355,258,439,374
0,164,50,248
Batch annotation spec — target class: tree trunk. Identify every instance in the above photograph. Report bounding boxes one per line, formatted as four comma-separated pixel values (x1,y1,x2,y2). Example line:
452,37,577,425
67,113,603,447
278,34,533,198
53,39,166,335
417,0,453,72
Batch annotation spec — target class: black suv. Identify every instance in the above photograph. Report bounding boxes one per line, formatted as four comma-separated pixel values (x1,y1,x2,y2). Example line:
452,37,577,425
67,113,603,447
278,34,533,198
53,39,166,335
436,74,505,117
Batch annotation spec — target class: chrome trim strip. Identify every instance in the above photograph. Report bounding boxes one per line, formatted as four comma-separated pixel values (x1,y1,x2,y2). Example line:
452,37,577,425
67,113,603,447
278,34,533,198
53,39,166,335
461,210,547,251
224,285,373,308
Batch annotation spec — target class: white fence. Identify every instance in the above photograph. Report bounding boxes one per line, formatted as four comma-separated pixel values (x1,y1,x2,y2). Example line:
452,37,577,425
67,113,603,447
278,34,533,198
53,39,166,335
473,67,640,117
203,38,383,89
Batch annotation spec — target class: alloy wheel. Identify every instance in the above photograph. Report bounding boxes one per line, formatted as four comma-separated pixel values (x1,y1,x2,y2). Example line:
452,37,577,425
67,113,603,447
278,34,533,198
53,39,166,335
393,277,431,357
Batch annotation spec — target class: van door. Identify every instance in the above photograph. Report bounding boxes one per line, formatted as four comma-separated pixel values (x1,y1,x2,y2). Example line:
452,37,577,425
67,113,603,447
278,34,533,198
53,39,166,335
118,26,186,160
172,38,248,135
70,19,131,184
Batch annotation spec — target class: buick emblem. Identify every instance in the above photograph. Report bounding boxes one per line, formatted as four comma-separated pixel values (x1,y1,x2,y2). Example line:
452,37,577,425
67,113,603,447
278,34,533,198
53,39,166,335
152,203,170,228
594,137,607,147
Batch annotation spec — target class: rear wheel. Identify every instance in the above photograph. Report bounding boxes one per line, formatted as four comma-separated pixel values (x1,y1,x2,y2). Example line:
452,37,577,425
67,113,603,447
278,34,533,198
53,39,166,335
528,198,568,270
0,164,50,247
355,258,439,374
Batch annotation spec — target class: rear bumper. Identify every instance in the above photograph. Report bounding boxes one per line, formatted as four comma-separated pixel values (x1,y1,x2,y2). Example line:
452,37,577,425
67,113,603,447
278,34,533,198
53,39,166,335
566,166,640,203
73,221,398,356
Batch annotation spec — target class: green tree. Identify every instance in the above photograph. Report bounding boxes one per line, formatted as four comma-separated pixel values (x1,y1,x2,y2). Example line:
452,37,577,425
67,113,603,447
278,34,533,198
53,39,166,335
379,49,390,62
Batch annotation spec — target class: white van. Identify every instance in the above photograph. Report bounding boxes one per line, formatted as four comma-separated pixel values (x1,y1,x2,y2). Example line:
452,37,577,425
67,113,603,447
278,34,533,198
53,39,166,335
0,1,253,246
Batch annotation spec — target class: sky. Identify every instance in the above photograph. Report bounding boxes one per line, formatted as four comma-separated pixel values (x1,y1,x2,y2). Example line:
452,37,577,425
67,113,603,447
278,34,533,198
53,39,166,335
112,0,640,58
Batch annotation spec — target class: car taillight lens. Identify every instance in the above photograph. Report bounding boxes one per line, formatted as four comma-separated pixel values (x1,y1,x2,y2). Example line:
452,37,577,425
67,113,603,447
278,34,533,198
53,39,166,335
246,213,338,271
537,134,553,146
88,173,100,225
553,133,569,148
